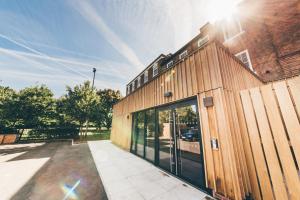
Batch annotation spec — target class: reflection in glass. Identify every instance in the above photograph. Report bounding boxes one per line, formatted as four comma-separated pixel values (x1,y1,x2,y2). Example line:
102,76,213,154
145,109,155,162
158,109,173,172
136,112,145,157
175,104,204,187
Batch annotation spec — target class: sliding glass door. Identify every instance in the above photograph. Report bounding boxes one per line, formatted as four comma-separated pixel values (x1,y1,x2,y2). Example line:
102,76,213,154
131,98,206,190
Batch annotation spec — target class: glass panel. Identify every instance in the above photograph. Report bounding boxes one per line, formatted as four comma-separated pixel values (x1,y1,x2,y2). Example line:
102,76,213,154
131,113,138,153
175,104,205,187
145,109,155,162
136,112,145,157
158,109,173,172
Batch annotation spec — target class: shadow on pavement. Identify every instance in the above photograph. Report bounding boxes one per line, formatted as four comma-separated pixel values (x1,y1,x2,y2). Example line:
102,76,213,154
3,141,107,200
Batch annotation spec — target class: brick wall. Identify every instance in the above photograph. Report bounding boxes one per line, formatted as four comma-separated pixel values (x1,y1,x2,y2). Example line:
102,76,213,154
215,0,300,81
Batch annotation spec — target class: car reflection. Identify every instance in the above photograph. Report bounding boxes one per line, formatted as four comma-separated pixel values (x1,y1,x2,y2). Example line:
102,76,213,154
179,129,199,141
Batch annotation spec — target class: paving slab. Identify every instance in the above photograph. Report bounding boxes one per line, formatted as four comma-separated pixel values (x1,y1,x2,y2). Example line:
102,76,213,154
88,140,213,200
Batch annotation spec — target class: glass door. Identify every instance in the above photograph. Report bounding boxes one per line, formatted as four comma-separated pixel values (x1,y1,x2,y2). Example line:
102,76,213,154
175,103,205,188
157,108,175,172
157,100,205,189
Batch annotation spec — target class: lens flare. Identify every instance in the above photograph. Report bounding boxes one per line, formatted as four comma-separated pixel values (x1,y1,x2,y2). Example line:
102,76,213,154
207,0,240,23
61,180,81,200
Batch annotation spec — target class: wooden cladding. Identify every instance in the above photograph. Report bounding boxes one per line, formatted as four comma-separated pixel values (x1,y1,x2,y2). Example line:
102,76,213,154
113,42,262,117
111,41,263,200
239,76,300,200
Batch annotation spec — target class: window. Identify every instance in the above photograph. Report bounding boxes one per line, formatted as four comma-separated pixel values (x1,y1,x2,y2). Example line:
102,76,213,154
137,76,141,88
166,60,173,68
153,63,158,77
131,109,156,162
131,112,145,156
144,70,148,83
132,81,135,91
235,50,253,70
127,85,130,94
179,50,188,59
223,18,243,41
145,109,155,162
197,35,209,47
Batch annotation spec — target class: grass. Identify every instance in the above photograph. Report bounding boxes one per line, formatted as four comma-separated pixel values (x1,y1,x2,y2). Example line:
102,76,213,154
85,130,111,141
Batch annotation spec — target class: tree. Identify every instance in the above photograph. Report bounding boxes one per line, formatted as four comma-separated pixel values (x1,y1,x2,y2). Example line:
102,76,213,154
0,86,20,131
17,85,56,139
96,89,121,129
61,81,100,137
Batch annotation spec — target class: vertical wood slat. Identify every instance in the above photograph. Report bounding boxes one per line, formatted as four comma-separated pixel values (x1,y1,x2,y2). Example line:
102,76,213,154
261,84,300,200
273,81,300,167
215,89,242,200
240,90,275,200
197,93,216,190
250,88,288,200
224,91,248,197
185,58,193,97
204,91,227,196
190,55,198,94
233,92,261,200
287,76,300,121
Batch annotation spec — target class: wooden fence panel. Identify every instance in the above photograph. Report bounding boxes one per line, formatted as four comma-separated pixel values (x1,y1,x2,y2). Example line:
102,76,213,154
240,77,300,200
240,90,275,200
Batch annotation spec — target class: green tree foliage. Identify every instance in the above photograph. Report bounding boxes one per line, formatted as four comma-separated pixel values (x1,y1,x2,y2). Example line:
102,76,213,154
96,89,121,129
18,85,56,129
0,81,121,140
0,86,20,131
60,81,100,136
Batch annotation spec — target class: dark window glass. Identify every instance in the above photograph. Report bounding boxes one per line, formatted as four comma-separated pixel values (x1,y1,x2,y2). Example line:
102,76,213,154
145,109,155,162
131,113,138,153
158,109,172,172
136,112,145,157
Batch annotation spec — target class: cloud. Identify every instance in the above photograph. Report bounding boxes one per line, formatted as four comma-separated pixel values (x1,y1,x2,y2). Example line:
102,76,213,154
70,0,144,71
0,33,90,79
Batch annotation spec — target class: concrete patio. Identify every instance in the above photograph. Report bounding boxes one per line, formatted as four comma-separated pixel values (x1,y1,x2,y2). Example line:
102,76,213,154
88,140,213,200
0,141,107,200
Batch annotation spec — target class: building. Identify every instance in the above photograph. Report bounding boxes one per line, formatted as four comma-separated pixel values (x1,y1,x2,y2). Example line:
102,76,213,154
214,0,300,81
111,40,263,200
111,0,300,199
126,0,300,96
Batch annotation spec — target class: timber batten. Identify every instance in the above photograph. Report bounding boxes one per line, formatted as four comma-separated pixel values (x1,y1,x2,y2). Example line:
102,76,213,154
111,41,265,200
112,44,300,199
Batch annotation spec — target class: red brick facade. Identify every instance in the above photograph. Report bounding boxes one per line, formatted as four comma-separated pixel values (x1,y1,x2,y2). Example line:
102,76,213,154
126,0,299,95
215,0,300,81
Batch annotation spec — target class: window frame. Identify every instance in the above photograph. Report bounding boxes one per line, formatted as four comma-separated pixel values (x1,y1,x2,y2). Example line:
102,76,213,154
132,81,135,91
166,60,174,68
179,50,188,59
144,70,148,83
197,35,209,47
137,76,141,88
235,49,253,71
153,63,158,77
222,18,244,42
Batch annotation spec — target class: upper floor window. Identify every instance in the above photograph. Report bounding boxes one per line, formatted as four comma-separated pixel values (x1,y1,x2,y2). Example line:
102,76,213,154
235,49,253,70
127,85,130,94
167,60,174,68
137,76,141,88
179,50,188,59
198,35,209,48
144,70,148,83
223,18,243,41
132,81,135,90
153,63,158,77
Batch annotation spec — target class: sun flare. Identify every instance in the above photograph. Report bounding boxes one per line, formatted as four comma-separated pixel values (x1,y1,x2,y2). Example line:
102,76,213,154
206,0,240,23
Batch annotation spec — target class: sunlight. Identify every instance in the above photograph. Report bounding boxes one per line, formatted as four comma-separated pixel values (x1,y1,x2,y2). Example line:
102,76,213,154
0,158,50,199
206,0,240,23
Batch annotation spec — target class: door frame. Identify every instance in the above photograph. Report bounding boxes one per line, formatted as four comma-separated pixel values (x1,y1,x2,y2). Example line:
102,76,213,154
130,97,208,192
